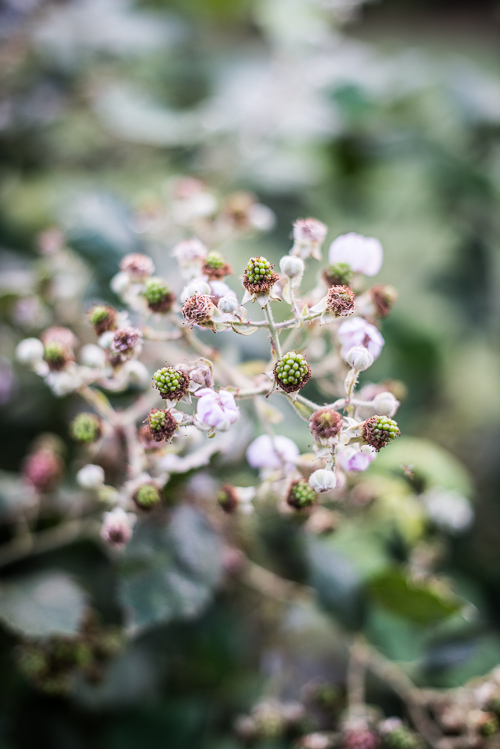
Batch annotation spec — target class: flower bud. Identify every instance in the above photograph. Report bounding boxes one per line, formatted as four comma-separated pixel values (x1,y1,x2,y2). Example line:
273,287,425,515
218,484,239,514
195,388,239,431
291,218,327,260
274,351,312,393
112,327,142,359
88,305,117,336
370,284,397,318
101,507,135,548
76,464,105,489
309,469,337,493
218,294,239,315
345,346,374,371
16,338,44,365
280,255,304,279
340,728,380,749
23,449,63,492
372,391,399,417
123,360,150,387
181,292,216,328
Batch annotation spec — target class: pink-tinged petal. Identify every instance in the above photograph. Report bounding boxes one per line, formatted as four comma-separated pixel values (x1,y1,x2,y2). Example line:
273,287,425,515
328,233,383,276
338,317,385,361
246,434,300,470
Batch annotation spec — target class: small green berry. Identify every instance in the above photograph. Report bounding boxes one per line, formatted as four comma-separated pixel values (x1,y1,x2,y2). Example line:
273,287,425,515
71,413,101,444
363,415,400,451
243,256,279,294
287,479,317,510
43,341,70,371
274,351,311,393
88,304,117,335
134,483,161,509
383,725,425,749
152,366,189,400
146,408,178,442
143,277,173,313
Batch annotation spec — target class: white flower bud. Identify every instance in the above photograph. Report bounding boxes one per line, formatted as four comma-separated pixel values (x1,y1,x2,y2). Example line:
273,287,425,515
77,464,105,489
123,359,149,387
308,469,337,493
110,271,131,296
98,331,115,350
16,338,44,365
280,255,304,279
180,279,212,304
345,345,374,371
79,344,106,368
218,295,240,315
372,391,399,417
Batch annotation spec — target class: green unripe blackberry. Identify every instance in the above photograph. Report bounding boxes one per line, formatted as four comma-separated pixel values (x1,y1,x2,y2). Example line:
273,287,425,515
88,304,117,335
146,408,178,442
287,479,317,510
252,702,286,741
479,712,500,737
243,256,279,294
143,277,173,313
43,341,71,371
202,251,233,280
274,351,312,393
323,262,354,287
134,483,161,509
362,415,400,451
383,726,424,749
17,646,48,680
71,412,101,444
152,365,189,400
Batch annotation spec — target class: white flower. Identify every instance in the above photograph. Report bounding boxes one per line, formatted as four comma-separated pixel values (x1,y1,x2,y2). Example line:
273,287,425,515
338,317,384,360
100,507,136,548
79,344,106,368
76,464,105,489
180,279,212,303
328,232,383,276
246,434,299,472
372,391,399,417
194,388,240,431
422,488,474,534
248,203,275,232
172,238,208,279
309,469,337,493
209,280,235,299
123,359,149,387
345,345,374,371
16,338,44,365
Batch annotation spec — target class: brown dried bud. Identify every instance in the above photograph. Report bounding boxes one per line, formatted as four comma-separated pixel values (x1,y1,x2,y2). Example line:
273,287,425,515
145,408,178,443
120,253,154,279
309,407,343,441
218,484,239,514
112,327,142,355
182,293,215,327
370,285,397,318
326,285,355,317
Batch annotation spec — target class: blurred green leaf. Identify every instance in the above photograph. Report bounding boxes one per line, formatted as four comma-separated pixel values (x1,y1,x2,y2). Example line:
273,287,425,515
118,506,223,633
0,571,87,637
368,568,461,627
372,437,473,497
307,536,365,630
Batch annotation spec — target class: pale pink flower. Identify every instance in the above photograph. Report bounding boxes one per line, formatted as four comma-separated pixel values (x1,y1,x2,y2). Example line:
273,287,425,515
100,508,135,548
338,317,384,360
246,434,299,471
328,232,383,276
338,445,376,472
195,388,240,431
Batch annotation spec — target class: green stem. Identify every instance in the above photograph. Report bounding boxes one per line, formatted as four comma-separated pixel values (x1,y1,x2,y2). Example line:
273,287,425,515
263,303,282,360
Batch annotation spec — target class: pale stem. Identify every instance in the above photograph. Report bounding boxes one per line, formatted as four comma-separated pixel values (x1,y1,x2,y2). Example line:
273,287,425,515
263,303,282,360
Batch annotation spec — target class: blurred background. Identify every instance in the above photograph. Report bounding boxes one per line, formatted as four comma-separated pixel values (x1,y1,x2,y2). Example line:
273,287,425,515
1,0,500,746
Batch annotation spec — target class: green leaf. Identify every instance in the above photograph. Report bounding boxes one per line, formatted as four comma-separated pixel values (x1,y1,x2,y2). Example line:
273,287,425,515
307,536,365,630
118,506,223,634
368,568,461,627
0,571,87,637
372,437,473,497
